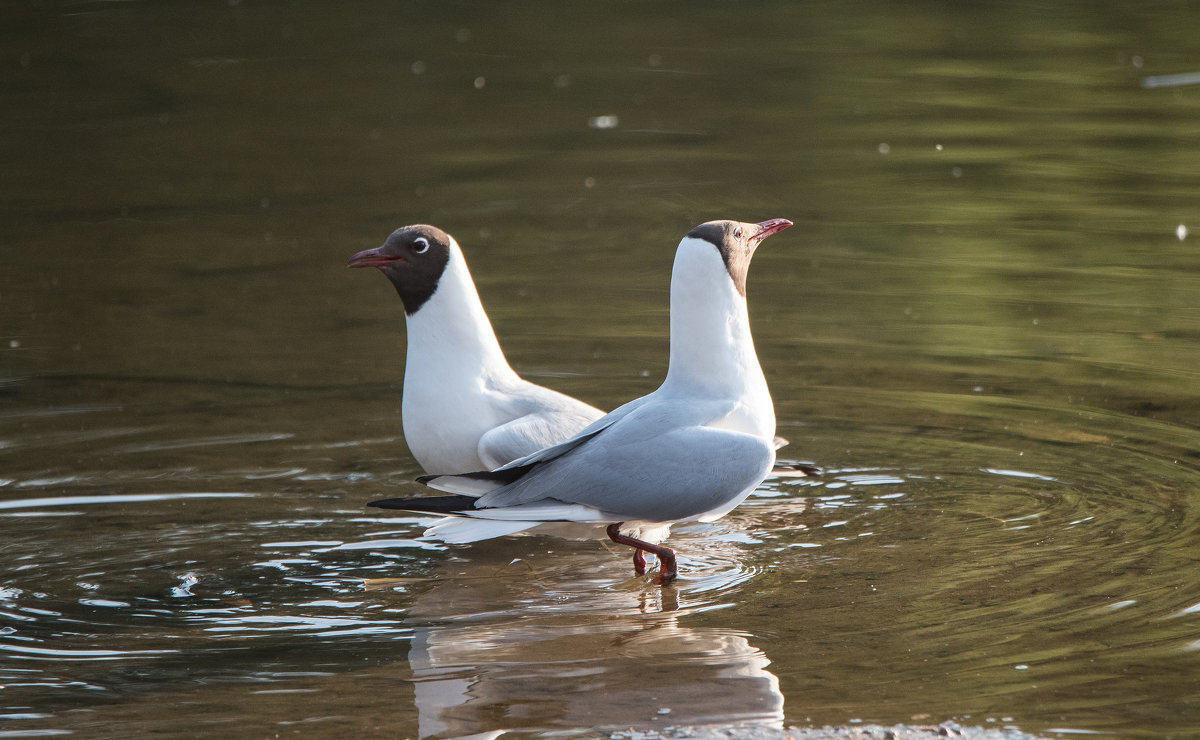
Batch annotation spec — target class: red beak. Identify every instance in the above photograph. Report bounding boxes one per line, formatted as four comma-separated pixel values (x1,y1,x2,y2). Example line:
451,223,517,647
348,246,403,269
753,218,792,241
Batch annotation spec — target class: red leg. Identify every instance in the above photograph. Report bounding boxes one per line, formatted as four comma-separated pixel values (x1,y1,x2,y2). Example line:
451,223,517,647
606,523,677,583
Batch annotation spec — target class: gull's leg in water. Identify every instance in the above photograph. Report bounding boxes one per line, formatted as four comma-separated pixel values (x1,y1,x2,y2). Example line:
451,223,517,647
606,523,677,584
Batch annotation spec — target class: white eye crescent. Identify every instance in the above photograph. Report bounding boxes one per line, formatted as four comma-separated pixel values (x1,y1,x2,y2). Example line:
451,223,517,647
413,237,430,254
733,228,744,240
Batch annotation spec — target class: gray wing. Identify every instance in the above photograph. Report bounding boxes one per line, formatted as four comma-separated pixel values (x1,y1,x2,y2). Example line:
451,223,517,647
490,394,652,470
476,402,775,523
477,383,604,469
420,395,651,496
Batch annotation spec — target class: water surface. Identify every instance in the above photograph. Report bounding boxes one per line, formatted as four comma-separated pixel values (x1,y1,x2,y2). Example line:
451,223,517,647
3,1,1200,737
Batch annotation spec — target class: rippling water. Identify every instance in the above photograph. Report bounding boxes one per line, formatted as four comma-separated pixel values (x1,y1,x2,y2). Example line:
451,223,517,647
4,1,1200,737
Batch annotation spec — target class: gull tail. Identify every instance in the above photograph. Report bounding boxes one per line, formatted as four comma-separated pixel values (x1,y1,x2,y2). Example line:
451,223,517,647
366,494,539,542
423,517,539,543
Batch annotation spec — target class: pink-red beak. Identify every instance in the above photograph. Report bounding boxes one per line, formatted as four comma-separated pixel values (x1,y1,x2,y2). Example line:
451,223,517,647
347,246,403,269
753,218,792,241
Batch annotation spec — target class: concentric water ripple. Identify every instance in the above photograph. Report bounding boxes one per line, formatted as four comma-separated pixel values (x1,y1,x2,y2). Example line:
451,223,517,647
3,375,1200,737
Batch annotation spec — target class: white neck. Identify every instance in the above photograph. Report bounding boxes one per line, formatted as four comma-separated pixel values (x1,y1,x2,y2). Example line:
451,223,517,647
663,238,774,432
403,240,516,381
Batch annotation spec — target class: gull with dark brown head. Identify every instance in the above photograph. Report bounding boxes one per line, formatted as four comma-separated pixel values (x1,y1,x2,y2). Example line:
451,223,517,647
349,225,604,473
368,218,793,582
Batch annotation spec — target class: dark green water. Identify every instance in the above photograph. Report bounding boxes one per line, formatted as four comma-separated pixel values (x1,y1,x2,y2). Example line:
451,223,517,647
3,1,1200,737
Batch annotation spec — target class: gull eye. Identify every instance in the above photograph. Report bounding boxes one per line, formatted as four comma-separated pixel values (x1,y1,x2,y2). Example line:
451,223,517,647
413,237,430,254
733,228,744,240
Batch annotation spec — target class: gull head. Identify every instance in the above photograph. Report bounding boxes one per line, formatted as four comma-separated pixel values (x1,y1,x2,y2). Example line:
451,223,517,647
348,224,455,314
682,218,792,296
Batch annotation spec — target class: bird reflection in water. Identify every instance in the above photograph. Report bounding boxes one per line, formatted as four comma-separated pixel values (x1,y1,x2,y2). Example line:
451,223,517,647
387,535,785,739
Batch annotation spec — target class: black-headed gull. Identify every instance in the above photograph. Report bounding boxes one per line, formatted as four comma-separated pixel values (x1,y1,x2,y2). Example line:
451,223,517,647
369,218,793,582
349,225,605,473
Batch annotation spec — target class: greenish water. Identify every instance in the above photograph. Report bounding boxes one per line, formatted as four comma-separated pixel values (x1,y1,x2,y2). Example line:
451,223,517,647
3,1,1200,737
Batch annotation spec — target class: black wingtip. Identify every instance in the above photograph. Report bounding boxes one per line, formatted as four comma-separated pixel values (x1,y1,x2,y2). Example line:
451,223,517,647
367,494,480,514
368,497,413,510
415,465,534,488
